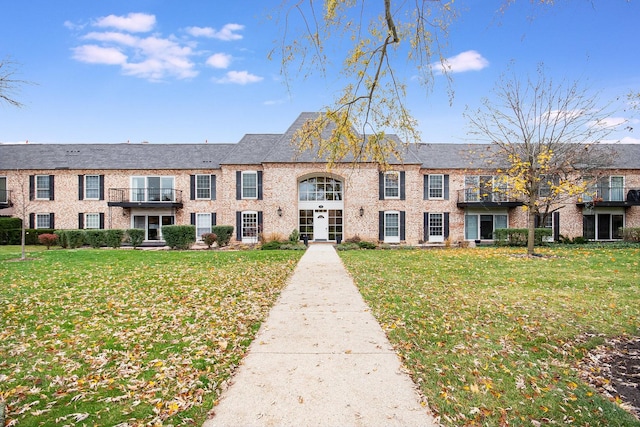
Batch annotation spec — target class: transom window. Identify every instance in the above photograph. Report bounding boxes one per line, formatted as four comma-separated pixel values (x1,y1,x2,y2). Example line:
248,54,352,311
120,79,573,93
196,175,211,199
384,172,400,199
298,177,343,201
428,174,444,199
36,175,50,200
85,175,101,199
242,172,258,199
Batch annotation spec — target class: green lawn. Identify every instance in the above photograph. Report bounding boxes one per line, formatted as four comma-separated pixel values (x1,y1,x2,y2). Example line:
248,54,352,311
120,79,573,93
339,246,640,426
0,247,302,426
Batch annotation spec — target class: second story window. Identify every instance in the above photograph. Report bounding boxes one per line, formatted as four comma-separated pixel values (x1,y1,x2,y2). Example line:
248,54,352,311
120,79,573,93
196,175,211,199
36,175,50,200
85,175,101,199
428,174,444,199
384,172,400,199
242,171,258,199
131,176,175,202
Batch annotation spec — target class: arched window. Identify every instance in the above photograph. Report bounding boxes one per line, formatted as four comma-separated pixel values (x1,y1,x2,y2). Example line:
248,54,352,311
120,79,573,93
298,177,343,201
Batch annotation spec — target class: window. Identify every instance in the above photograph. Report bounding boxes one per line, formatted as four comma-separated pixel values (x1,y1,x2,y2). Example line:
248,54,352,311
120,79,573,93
36,175,50,200
583,212,624,240
196,175,211,199
583,176,625,202
131,176,175,202
242,172,258,199
465,175,508,202
298,177,343,201
328,210,343,242
538,175,556,198
384,172,400,199
428,213,444,242
428,175,444,199
384,211,400,243
610,176,624,201
85,213,101,229
195,213,212,240
540,214,554,242
132,215,175,241
242,211,259,243
36,213,51,229
85,175,101,199
465,213,508,240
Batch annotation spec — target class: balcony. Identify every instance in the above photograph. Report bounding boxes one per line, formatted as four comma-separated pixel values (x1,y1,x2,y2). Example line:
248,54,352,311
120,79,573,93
0,189,12,209
107,188,183,209
457,189,524,208
576,187,640,208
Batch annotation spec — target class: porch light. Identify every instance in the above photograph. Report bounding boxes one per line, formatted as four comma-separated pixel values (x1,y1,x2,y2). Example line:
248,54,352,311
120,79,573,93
359,206,364,217
277,206,283,217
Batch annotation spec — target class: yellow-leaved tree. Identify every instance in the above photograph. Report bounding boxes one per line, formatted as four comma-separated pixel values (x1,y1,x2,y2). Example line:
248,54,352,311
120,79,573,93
465,67,618,255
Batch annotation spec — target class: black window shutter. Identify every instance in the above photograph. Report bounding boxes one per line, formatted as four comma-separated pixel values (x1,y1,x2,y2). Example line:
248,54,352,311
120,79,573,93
236,211,242,240
190,212,196,225
400,172,406,200
49,213,55,230
29,175,35,200
424,175,429,200
29,213,35,229
258,211,263,231
211,175,216,200
190,175,195,200
400,211,406,241
378,172,384,200
236,171,242,200
78,213,84,229
257,171,263,200
534,215,540,228
49,175,55,200
99,175,105,200
553,211,560,241
78,175,84,200
99,213,105,229
211,213,217,226
378,211,384,241
423,212,429,241
444,175,450,200
444,212,450,239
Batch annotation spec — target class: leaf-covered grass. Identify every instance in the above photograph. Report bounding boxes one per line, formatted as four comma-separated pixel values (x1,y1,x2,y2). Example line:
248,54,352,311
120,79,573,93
0,247,302,426
340,246,640,426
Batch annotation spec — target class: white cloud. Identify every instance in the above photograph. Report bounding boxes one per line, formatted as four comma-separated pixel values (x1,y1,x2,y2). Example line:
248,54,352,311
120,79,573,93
186,23,244,41
590,116,627,128
216,70,263,85
93,12,156,33
72,45,127,65
206,53,232,69
433,50,489,74
83,31,138,46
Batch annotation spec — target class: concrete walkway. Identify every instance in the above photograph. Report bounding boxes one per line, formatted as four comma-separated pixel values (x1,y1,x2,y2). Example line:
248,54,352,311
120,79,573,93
203,244,439,427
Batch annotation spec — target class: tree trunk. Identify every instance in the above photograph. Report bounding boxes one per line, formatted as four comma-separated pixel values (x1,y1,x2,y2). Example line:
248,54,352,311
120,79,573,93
527,208,536,256
21,223,26,260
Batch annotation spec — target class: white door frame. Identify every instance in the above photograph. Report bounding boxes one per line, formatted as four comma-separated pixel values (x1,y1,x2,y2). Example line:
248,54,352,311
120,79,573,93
314,210,329,241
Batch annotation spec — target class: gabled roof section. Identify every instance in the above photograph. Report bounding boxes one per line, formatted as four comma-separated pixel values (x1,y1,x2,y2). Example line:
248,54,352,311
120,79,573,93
220,134,280,165
0,143,235,170
260,112,422,165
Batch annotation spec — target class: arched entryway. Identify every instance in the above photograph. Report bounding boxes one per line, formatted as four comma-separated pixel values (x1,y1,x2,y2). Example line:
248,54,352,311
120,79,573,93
298,175,344,242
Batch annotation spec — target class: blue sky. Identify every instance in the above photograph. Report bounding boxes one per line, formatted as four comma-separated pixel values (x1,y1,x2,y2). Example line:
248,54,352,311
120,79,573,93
1,1,639,145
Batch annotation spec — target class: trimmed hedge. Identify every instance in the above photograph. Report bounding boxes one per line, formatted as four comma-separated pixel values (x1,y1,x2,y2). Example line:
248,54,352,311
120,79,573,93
85,230,106,248
0,217,22,231
212,225,234,247
493,228,553,246
162,225,196,249
54,230,86,249
126,229,145,248
1,228,55,245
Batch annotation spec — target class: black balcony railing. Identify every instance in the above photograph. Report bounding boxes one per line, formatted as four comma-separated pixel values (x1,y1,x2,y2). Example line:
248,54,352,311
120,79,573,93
0,189,12,208
108,188,183,208
456,189,524,208
578,187,640,207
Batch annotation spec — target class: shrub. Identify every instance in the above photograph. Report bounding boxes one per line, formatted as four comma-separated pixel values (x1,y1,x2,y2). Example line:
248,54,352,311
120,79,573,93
62,230,86,249
345,235,362,244
202,232,218,249
357,241,377,250
0,217,21,231
336,242,360,251
493,228,552,246
1,228,55,245
261,241,283,250
621,227,640,242
105,229,125,249
55,230,68,248
288,229,300,243
126,229,145,248
38,233,58,249
279,243,307,250
162,225,196,249
212,226,234,247
85,230,106,248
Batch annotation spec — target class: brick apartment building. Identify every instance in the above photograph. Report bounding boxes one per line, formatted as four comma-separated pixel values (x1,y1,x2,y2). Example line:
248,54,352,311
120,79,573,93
1,112,639,245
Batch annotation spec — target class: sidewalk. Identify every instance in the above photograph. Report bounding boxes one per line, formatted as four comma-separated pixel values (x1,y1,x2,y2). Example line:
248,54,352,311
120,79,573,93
203,244,439,427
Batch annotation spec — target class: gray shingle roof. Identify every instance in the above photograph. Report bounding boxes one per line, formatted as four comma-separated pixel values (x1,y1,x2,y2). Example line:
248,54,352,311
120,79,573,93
0,143,236,170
